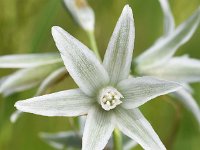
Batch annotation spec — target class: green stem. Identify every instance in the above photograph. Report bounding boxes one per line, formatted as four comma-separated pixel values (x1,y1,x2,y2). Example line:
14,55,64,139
163,96,182,150
113,128,122,150
86,31,101,61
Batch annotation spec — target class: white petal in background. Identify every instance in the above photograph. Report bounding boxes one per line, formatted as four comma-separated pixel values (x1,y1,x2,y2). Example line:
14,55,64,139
123,136,138,150
79,116,86,134
136,7,200,70
0,63,61,96
52,26,109,96
10,110,23,123
15,89,94,117
39,116,115,150
171,89,200,125
36,67,67,96
39,131,82,150
117,76,181,109
0,53,61,68
182,83,193,94
63,0,95,32
0,76,8,86
158,0,175,36
114,108,166,150
141,56,200,83
103,5,135,85
82,106,114,150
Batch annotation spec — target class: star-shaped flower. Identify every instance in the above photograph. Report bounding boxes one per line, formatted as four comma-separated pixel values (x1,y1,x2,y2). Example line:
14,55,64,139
15,5,181,150
134,0,200,125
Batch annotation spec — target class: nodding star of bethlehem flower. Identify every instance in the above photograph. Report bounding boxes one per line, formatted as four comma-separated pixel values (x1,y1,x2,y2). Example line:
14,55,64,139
15,5,182,150
133,0,200,125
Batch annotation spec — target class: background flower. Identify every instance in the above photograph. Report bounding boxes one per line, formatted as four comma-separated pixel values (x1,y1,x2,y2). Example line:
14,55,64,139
133,0,200,126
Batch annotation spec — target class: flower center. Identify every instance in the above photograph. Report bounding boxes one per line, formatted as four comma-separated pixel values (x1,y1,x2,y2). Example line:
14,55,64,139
99,87,123,111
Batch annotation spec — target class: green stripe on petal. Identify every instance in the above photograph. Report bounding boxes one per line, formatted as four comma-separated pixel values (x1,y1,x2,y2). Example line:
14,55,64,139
82,106,114,150
103,5,135,85
52,26,109,96
117,76,181,109
15,89,94,117
136,7,200,70
114,107,166,150
0,53,61,68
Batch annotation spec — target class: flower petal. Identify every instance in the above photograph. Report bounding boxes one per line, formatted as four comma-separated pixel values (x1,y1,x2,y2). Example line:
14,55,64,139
182,83,193,94
0,64,61,96
136,7,200,69
158,0,175,36
140,56,200,83
15,89,94,116
114,107,166,150
63,0,95,31
82,106,114,150
40,131,82,149
103,5,135,85
36,67,68,96
123,135,138,150
117,76,181,109
171,89,200,125
79,116,86,134
52,26,109,96
10,110,23,123
0,53,61,68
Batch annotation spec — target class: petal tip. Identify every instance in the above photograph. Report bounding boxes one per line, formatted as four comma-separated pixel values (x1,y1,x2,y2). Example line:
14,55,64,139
14,101,19,109
14,101,23,111
51,26,60,36
51,26,60,31
123,4,133,16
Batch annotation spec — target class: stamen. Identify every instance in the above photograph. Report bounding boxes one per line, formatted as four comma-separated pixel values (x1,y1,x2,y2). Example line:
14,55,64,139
99,87,123,111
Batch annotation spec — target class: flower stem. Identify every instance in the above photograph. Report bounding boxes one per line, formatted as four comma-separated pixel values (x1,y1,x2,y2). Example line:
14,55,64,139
113,128,122,150
163,96,183,149
86,31,101,61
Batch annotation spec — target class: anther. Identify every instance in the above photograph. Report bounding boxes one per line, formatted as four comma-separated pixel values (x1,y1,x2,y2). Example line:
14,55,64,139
99,87,123,111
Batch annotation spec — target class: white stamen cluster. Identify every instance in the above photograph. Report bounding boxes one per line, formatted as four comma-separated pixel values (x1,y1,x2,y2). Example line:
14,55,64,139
99,87,123,111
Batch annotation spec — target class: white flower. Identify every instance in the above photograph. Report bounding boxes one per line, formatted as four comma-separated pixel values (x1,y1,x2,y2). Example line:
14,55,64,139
0,53,65,96
15,5,181,150
134,0,200,124
63,0,95,32
0,53,66,122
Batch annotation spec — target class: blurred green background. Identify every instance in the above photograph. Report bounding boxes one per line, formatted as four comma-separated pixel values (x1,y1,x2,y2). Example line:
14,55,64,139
0,0,200,149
